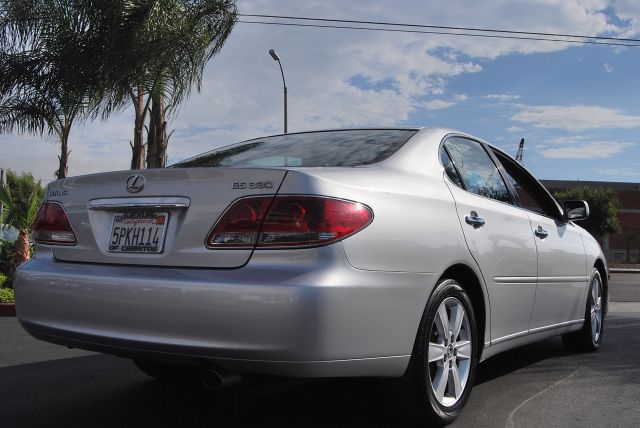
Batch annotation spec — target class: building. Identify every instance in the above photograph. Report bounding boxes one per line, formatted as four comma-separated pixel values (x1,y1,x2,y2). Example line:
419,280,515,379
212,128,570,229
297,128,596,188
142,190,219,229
541,180,640,264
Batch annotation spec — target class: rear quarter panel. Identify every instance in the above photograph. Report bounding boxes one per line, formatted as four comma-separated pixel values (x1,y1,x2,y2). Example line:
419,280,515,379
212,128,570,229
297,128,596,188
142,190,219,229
277,129,490,346
280,167,468,275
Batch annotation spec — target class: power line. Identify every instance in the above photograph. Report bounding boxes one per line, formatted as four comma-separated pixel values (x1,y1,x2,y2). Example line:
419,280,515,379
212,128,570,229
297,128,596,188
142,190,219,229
238,20,640,47
240,13,640,44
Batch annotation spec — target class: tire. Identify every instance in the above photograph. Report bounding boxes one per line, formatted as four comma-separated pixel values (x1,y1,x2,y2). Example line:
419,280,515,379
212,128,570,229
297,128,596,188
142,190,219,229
394,278,478,426
562,268,604,352
133,359,199,383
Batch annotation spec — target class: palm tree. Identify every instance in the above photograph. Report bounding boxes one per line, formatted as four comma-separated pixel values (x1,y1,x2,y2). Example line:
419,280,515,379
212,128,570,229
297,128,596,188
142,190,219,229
0,171,43,268
80,0,237,170
0,77,85,179
123,0,238,169
0,0,108,179
1,0,237,174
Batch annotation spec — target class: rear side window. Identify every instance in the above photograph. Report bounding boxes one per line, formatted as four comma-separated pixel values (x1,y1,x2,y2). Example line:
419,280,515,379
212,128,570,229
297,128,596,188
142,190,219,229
443,137,512,204
439,147,463,188
172,129,417,168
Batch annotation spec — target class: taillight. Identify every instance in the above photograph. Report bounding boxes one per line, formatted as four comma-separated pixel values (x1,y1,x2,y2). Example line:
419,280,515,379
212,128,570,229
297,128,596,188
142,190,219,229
206,196,373,249
206,197,272,247
33,201,77,245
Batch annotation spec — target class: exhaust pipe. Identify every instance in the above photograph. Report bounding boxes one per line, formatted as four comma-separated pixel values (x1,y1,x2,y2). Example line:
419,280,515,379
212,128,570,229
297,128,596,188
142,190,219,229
200,368,242,389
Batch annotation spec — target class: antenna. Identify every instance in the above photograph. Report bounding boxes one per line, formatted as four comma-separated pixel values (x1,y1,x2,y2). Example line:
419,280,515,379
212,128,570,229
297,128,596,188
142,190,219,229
516,138,525,164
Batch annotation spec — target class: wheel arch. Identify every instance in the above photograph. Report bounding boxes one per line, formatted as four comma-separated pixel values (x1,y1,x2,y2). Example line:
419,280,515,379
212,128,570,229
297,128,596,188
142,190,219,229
439,263,488,360
594,258,608,315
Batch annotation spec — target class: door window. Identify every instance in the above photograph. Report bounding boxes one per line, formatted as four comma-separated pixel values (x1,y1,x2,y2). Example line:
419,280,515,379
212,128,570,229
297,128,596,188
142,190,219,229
491,149,562,219
442,137,512,204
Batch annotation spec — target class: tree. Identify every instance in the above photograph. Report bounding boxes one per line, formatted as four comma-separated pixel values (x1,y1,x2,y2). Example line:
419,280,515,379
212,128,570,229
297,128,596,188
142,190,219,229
0,0,114,179
122,0,237,169
553,186,620,239
0,170,43,269
0,1,237,175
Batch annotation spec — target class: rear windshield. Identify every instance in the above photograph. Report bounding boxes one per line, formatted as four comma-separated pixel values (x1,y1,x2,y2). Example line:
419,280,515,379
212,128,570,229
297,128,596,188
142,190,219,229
171,129,417,168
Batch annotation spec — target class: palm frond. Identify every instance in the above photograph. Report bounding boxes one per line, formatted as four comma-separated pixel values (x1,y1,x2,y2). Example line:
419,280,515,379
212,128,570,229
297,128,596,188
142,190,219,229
0,182,12,207
25,181,42,226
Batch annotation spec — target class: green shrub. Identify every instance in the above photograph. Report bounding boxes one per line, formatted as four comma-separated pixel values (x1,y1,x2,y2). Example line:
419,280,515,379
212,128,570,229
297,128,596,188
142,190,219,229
0,273,8,287
0,287,14,303
0,239,17,284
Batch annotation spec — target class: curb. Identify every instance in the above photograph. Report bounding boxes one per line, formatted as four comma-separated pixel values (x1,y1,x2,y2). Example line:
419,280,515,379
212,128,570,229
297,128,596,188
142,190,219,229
610,269,640,273
0,303,16,317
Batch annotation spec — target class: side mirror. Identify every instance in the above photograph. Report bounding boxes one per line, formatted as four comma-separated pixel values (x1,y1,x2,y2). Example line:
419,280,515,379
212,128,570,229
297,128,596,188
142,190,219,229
562,200,589,221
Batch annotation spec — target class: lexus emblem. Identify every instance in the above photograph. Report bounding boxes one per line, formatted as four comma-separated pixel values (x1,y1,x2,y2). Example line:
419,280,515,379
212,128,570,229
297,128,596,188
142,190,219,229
126,174,145,193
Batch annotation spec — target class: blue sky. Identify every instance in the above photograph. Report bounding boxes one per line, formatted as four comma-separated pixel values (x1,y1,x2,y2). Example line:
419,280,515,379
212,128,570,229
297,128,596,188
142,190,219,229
1,0,639,183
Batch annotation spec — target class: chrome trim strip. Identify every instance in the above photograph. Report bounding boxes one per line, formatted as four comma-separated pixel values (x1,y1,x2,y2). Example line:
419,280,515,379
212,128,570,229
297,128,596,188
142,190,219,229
493,276,537,284
88,197,191,210
528,319,584,334
492,330,528,345
537,276,589,283
493,276,589,284
492,319,584,345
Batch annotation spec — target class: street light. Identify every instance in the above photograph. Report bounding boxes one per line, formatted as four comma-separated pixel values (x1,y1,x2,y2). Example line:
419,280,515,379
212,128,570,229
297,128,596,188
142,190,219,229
269,49,287,133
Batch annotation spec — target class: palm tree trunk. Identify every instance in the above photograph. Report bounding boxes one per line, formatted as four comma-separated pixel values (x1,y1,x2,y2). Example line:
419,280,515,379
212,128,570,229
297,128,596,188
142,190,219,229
130,86,147,170
57,124,71,179
146,93,168,169
14,229,31,268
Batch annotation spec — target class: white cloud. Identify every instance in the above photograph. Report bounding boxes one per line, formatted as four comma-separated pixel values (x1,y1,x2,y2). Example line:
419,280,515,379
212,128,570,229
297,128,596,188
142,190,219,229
604,62,615,72
511,105,640,130
0,0,637,180
506,126,524,133
486,94,521,101
610,0,640,36
594,167,640,177
422,99,456,110
541,142,633,159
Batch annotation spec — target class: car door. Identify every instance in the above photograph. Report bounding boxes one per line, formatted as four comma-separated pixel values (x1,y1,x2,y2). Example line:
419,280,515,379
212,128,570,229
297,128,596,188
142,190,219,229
491,149,588,331
440,137,538,343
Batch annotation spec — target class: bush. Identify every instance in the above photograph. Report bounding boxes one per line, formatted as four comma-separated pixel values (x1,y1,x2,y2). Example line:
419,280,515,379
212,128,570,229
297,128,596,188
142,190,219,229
0,287,14,303
0,273,8,287
0,239,18,286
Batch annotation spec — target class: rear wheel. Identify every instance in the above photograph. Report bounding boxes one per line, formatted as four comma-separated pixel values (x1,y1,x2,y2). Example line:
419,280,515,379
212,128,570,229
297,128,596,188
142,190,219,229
396,279,478,426
562,268,604,352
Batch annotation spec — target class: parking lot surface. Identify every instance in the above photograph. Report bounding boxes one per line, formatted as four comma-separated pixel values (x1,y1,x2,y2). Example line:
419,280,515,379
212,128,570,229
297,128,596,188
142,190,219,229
1,273,638,427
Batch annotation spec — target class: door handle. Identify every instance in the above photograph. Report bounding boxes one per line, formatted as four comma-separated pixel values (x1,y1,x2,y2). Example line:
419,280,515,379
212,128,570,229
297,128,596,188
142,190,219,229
535,226,548,239
465,211,485,228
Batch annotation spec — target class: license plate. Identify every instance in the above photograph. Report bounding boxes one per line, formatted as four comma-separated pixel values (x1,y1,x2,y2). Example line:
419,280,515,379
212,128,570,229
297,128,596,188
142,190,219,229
108,211,169,253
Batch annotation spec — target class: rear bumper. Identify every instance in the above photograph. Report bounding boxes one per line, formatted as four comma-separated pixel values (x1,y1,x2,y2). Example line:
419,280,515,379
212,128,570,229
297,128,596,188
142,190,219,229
15,246,434,378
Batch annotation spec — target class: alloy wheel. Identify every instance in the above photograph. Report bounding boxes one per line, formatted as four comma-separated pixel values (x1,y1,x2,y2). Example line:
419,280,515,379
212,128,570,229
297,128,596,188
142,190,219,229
428,297,472,407
590,274,603,342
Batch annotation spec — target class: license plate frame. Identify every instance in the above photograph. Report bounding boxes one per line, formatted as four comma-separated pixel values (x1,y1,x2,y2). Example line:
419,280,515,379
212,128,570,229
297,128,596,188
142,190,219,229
107,211,169,254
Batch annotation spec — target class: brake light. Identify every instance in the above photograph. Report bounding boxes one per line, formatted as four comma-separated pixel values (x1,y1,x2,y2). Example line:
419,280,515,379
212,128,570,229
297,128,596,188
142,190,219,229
206,197,272,247
33,202,77,245
206,196,373,249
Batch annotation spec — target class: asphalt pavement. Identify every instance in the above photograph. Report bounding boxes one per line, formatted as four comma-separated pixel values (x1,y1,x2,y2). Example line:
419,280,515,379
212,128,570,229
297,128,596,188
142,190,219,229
0,273,638,427
608,273,640,302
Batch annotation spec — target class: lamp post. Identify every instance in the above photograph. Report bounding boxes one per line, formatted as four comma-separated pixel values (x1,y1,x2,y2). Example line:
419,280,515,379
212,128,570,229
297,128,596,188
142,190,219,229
269,49,287,133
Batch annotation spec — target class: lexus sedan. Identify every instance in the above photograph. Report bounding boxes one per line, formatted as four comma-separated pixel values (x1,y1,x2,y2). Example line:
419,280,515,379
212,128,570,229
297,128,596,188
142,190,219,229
16,128,607,425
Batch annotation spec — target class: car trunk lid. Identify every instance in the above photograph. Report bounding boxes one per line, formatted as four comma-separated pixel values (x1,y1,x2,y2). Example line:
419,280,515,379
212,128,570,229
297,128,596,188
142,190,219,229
47,168,287,268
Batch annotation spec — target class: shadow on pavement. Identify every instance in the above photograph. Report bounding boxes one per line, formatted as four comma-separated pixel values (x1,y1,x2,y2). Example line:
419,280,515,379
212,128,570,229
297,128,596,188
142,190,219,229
1,313,638,427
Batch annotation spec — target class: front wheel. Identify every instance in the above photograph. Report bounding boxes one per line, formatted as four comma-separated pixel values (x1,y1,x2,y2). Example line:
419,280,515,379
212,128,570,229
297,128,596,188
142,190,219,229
396,279,478,426
562,268,604,352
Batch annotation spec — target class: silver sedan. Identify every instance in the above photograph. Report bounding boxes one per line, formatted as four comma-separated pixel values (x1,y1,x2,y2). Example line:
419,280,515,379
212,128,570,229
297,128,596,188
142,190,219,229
16,128,607,425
